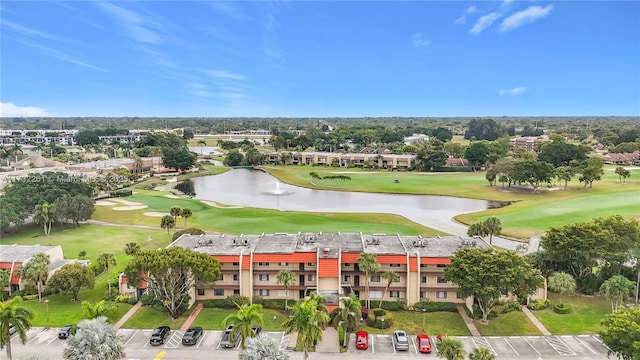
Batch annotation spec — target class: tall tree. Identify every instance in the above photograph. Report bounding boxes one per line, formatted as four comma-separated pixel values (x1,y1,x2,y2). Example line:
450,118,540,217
161,147,196,173
170,206,182,224
62,316,124,360
46,262,95,301
511,160,555,192
239,333,290,360
223,303,265,349
18,252,50,303
538,141,588,167
276,270,296,311
436,336,466,360
629,246,640,306
282,295,330,360
571,157,604,189
599,306,640,360
180,208,192,228
380,271,400,307
600,275,635,313
33,202,57,236
75,130,100,147
54,195,95,227
124,247,220,319
124,242,140,256
555,166,575,189
160,215,176,240
330,295,361,347
444,247,542,324
0,296,34,360
96,253,117,297
0,271,9,301
464,141,490,171
614,166,631,183
547,272,576,306
483,217,502,245
357,252,380,309
467,222,489,239
196,139,207,155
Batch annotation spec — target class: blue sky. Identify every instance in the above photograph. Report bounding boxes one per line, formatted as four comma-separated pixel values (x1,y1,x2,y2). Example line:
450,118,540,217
1,1,639,117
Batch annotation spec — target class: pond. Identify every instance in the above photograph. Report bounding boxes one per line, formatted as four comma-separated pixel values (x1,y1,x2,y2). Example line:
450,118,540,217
191,168,521,249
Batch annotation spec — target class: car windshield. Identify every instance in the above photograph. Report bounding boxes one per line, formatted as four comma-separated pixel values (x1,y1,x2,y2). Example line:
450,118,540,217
421,339,429,346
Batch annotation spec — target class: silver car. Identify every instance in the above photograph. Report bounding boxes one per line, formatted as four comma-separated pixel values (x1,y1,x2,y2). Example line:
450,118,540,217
393,330,409,351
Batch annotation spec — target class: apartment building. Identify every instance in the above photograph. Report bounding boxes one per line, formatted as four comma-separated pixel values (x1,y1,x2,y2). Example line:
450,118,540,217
265,151,415,169
147,232,527,309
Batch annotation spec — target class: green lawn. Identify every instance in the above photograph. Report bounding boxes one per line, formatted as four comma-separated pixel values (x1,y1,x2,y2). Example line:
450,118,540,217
360,311,470,336
190,308,286,331
122,305,196,330
475,311,542,336
532,294,611,334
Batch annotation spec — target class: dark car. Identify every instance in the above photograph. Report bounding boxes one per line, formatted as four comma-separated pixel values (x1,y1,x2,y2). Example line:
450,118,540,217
251,325,262,336
220,324,241,348
58,325,74,339
392,330,409,351
416,333,432,353
355,330,369,350
181,326,203,346
9,324,16,336
149,326,171,345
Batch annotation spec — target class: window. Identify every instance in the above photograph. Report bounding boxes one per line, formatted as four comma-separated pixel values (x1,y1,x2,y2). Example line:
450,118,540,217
232,262,240,266
420,264,428,268
258,289,270,296
343,275,351,282
219,274,224,281
308,274,315,281
258,274,270,281
437,264,448,268
307,262,316,266
370,275,381,282
344,263,351,267
279,262,288,266
436,291,447,299
456,292,464,299
369,290,382,299
420,291,429,299
390,264,401,267
214,289,224,296
389,291,400,298
437,276,447,284
233,274,239,281
197,289,205,296
258,262,269,267
421,276,428,283
233,289,240,295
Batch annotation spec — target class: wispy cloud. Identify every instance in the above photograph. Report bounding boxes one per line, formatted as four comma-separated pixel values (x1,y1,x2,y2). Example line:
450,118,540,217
470,12,501,35
499,5,554,33
500,0,514,9
2,20,68,42
16,40,106,71
0,102,53,117
207,2,248,21
202,70,247,81
412,32,430,47
455,6,477,25
96,2,162,44
499,87,526,96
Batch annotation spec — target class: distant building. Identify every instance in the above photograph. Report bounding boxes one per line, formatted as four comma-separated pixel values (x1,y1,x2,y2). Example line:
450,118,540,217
603,151,640,165
404,134,429,145
265,151,414,169
509,135,551,151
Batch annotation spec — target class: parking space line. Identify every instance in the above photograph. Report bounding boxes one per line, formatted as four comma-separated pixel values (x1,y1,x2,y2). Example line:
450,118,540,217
504,337,519,356
370,334,374,354
164,331,182,349
47,335,59,345
123,330,139,347
411,336,418,355
430,336,438,353
572,336,597,355
26,329,46,345
544,336,576,356
196,331,207,348
524,337,541,355
471,337,497,355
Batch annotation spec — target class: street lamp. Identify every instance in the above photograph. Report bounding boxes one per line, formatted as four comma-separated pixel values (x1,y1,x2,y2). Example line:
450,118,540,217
422,309,427,331
45,299,50,323
381,317,385,331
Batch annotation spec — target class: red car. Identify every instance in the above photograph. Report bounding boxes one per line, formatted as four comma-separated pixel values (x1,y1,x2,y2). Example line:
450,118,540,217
416,333,432,353
355,330,369,350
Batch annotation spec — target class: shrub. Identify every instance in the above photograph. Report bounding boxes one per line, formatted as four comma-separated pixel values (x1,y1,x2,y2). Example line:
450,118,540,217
151,302,166,312
226,294,250,308
128,297,139,305
89,263,105,276
527,299,550,311
202,299,228,308
413,301,458,313
22,294,39,301
262,299,286,310
338,326,346,349
494,301,522,314
365,308,394,329
140,294,156,306
553,303,572,314
115,295,133,304
172,228,205,241
379,299,407,311
110,190,133,197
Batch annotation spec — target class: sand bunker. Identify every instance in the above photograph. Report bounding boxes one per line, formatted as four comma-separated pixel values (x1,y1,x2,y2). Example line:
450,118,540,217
164,194,180,199
112,205,149,211
200,200,243,209
110,198,144,206
144,211,169,217
95,200,116,206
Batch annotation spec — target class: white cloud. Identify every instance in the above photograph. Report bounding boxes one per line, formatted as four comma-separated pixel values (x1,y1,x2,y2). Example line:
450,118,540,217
208,2,248,21
470,12,501,35
412,32,431,47
97,2,162,44
0,102,52,117
455,5,477,24
501,0,514,9
202,70,247,81
499,5,553,32
499,87,526,96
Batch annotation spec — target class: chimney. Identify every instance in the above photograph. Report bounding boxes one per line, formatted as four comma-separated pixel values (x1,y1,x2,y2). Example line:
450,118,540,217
322,248,330,257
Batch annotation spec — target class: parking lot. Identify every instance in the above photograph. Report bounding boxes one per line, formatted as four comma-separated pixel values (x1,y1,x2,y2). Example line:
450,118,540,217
11,327,612,360
347,332,611,359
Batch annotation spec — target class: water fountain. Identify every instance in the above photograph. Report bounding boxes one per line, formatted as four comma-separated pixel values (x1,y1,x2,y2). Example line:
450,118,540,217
261,181,295,196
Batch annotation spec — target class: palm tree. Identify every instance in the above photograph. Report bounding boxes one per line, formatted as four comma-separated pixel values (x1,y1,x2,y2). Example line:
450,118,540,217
330,295,361,347
0,296,35,360
469,347,496,360
380,270,400,308
630,246,640,306
276,270,296,310
160,215,176,240
357,252,380,308
62,316,124,360
9,143,22,166
33,202,57,236
18,253,50,303
239,333,290,360
436,336,466,360
0,271,9,301
124,242,140,256
96,253,117,297
0,146,9,167
283,296,329,360
222,303,264,349
600,275,635,312
170,206,181,224
483,217,502,245
197,139,207,155
180,208,192,228
547,272,576,306
81,300,116,319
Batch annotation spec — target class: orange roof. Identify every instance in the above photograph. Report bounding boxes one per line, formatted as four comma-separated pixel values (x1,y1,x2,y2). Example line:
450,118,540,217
409,257,418,271
341,253,360,263
420,258,451,265
253,253,316,263
318,258,339,277
376,255,406,264
213,255,240,263
242,255,251,270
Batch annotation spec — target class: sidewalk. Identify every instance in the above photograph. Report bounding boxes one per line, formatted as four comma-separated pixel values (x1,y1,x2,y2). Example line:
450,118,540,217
114,301,142,330
315,327,340,353
180,302,204,331
456,304,481,336
521,305,551,335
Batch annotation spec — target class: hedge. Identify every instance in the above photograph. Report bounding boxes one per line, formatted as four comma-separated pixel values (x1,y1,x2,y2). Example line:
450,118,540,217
413,301,458,313
110,189,133,197
553,304,572,314
365,308,394,329
527,299,550,311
